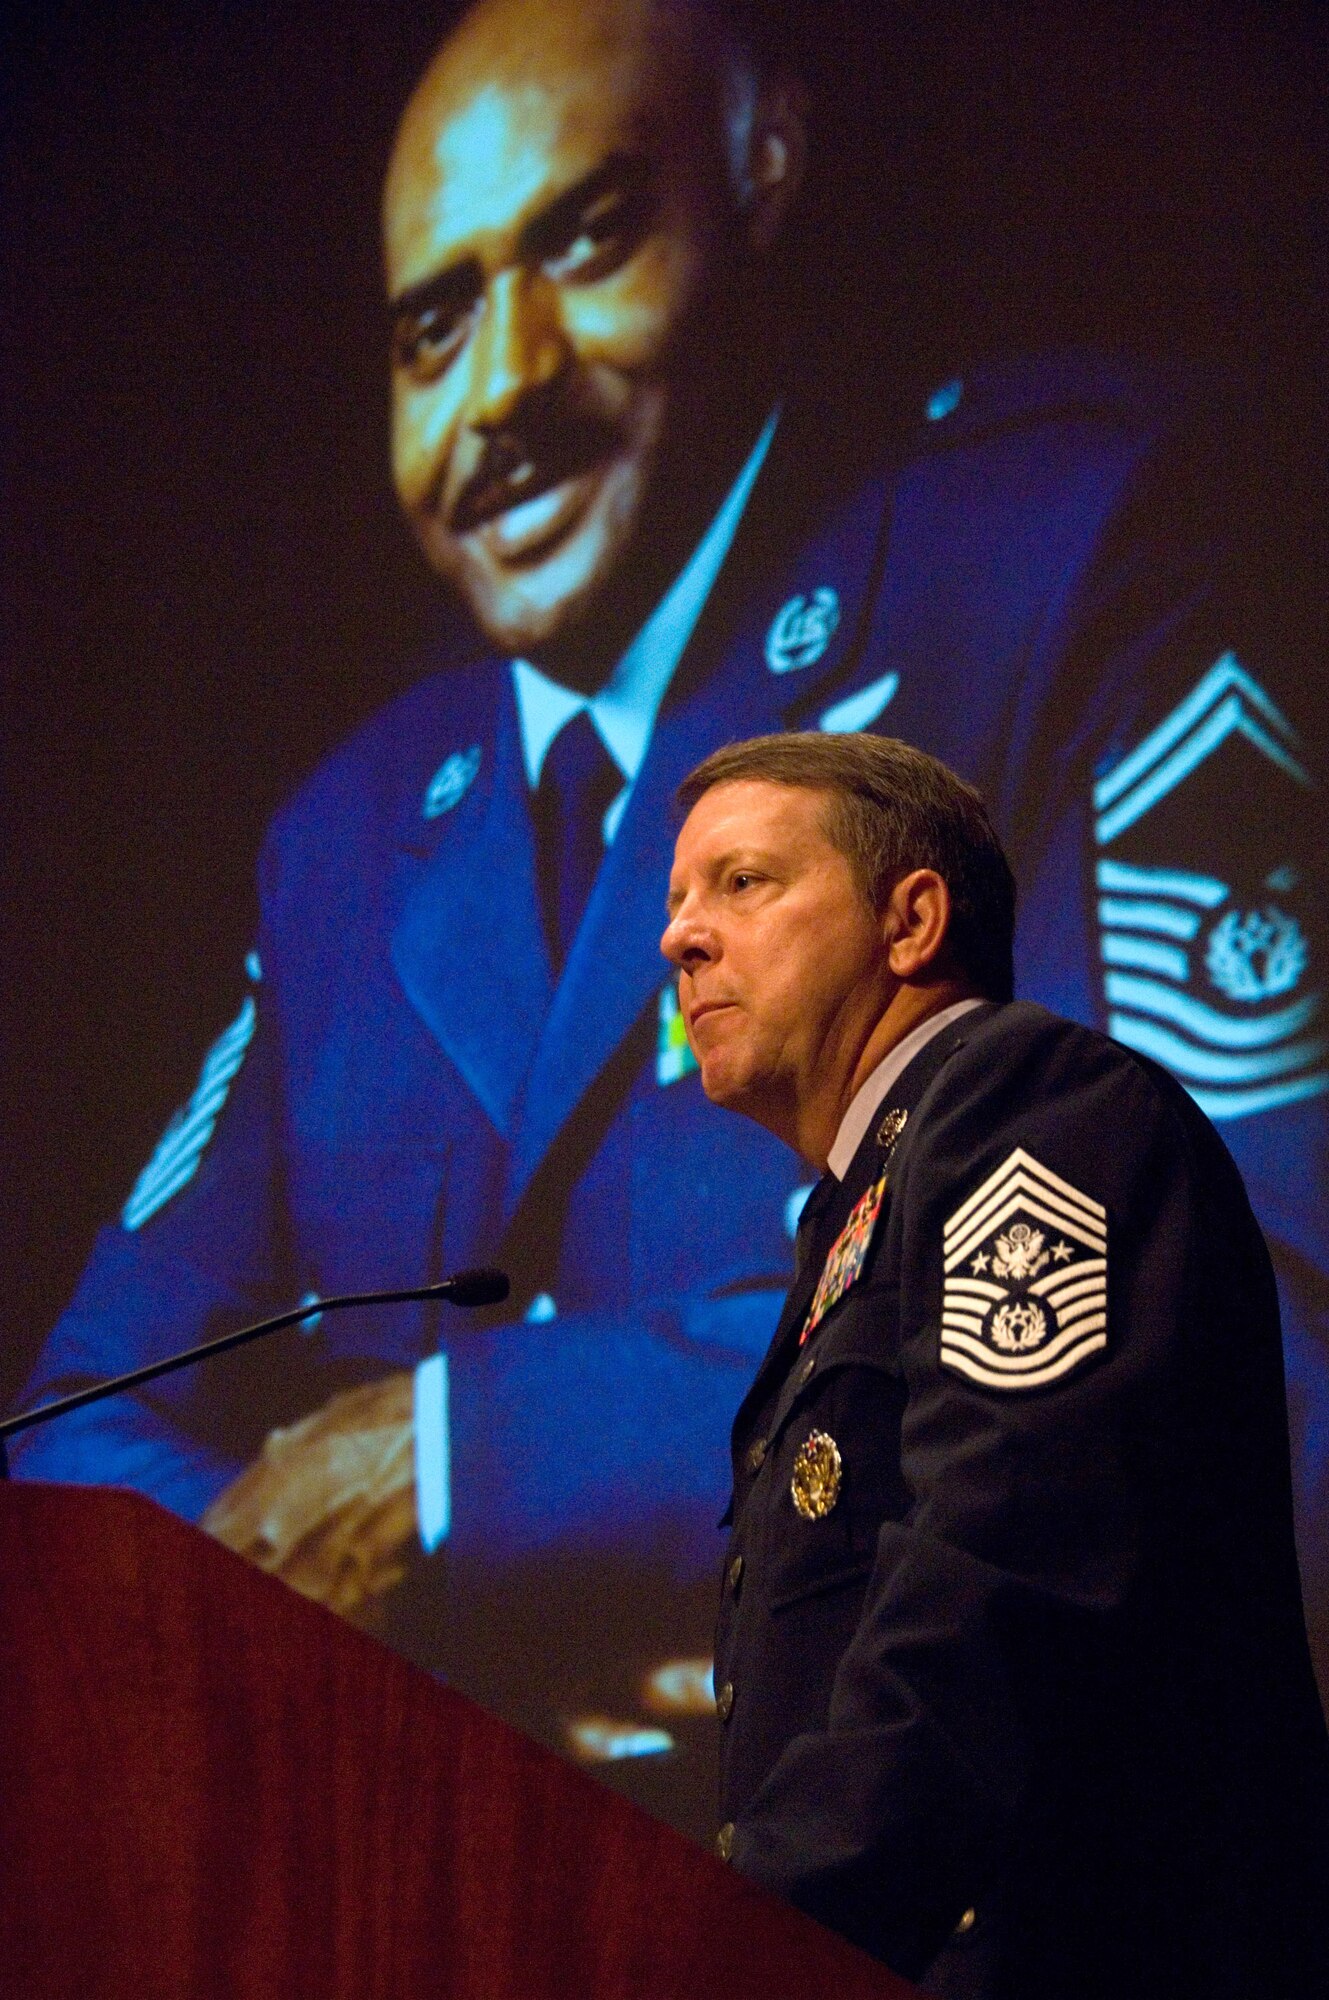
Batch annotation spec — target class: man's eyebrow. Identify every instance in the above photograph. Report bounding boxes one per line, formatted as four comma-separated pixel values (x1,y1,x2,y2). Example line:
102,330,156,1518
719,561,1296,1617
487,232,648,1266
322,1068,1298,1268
388,155,651,325
389,257,483,326
665,846,771,915
519,154,650,264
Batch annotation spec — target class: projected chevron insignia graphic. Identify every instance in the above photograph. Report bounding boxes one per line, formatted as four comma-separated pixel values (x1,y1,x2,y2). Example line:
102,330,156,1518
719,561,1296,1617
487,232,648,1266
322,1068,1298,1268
122,994,257,1230
1094,657,1324,1122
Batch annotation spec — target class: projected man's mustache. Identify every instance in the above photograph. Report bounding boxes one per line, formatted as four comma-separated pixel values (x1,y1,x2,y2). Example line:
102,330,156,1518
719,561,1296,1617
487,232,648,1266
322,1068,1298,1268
449,389,625,536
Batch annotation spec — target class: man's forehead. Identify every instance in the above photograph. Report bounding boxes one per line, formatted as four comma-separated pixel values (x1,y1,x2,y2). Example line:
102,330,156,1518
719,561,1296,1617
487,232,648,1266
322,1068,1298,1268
384,0,711,289
674,780,834,870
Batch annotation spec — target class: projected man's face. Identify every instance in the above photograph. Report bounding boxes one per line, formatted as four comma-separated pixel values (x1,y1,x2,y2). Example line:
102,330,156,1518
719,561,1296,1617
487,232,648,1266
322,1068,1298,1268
384,0,801,660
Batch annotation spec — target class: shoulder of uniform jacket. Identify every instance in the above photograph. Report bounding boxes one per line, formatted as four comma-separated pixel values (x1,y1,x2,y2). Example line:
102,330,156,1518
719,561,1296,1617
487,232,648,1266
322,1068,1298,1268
906,347,1195,456
265,635,504,854
945,998,1204,1117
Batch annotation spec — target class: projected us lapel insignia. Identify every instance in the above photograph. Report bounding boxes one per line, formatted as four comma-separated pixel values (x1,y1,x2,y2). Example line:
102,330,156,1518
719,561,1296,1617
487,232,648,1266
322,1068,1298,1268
940,1149,1107,1390
801,1170,888,1346
765,588,840,673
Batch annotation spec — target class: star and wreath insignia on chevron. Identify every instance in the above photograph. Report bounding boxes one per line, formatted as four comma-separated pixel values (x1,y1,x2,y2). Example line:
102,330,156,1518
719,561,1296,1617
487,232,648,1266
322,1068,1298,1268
800,1170,888,1346
939,1149,1108,1390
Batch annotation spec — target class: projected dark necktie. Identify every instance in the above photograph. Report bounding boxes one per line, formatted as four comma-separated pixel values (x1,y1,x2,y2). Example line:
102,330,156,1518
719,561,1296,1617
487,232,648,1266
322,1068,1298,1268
533,707,623,970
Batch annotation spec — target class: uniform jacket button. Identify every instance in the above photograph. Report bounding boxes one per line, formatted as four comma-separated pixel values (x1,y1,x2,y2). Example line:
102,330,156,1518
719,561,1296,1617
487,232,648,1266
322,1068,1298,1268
745,1437,767,1474
716,1822,735,1862
716,1679,735,1722
953,1907,977,1936
727,1554,745,1595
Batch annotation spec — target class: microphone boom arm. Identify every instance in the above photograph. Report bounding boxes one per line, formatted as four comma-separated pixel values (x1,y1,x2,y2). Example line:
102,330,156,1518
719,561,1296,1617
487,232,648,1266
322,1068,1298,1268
0,1270,508,1452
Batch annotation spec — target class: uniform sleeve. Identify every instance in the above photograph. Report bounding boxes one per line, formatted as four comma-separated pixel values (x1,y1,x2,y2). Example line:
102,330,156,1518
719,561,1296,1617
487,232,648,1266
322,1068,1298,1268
1008,385,1329,1659
1097,633,1329,1637
729,1036,1274,1973
8,956,291,1517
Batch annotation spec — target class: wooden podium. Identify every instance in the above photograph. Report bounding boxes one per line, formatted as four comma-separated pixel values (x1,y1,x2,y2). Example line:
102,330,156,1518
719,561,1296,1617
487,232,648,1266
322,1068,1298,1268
0,1485,917,1998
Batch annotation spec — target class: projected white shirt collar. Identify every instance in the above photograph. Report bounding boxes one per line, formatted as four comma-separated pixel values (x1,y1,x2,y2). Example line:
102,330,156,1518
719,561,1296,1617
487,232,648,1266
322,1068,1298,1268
511,408,779,843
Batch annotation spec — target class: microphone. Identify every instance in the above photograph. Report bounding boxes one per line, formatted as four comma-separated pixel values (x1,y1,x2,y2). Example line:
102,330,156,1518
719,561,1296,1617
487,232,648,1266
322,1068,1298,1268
0,1267,510,1472
437,1268,508,1308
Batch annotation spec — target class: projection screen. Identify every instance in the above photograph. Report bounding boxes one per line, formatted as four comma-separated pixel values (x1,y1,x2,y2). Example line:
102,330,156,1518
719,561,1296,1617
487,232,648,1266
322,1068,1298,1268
5,0,1326,1843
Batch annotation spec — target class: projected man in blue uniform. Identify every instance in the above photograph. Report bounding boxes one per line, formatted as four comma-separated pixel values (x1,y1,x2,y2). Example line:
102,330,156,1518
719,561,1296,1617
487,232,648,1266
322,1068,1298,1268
13,0,1327,1828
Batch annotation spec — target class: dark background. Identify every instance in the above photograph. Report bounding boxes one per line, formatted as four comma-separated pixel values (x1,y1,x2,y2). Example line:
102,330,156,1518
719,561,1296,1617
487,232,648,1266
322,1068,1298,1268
3,0,1326,1408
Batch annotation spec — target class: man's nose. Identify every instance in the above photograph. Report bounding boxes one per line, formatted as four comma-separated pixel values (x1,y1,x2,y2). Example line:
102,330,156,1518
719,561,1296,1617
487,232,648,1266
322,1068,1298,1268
468,268,571,434
660,904,714,970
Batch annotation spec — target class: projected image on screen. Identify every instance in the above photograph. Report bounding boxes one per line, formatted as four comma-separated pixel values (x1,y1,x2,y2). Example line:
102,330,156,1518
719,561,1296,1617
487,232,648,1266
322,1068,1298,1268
9,0,1326,1845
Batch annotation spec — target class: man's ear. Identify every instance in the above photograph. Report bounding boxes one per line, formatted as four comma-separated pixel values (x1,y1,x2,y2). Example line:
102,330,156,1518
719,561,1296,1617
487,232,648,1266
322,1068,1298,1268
883,869,953,980
738,78,808,250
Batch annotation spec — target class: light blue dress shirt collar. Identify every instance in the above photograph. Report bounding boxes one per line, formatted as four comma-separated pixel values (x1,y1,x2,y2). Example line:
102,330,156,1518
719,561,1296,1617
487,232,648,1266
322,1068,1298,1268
511,408,779,842
827,998,988,1180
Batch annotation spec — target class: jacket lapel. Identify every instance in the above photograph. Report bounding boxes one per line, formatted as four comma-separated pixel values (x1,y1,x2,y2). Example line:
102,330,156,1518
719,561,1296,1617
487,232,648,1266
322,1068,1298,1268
729,1173,857,1445
503,428,895,1214
730,1005,998,1445
391,673,553,1138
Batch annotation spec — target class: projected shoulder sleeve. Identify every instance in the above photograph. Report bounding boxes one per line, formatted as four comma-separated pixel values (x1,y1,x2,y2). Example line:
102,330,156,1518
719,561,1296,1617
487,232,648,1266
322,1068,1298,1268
1092,655,1323,1124
9,953,290,1514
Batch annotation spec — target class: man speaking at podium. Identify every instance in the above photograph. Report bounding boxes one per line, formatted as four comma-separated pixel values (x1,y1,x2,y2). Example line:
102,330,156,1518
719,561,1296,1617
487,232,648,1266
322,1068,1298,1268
662,732,1329,1997
12,0,1328,1833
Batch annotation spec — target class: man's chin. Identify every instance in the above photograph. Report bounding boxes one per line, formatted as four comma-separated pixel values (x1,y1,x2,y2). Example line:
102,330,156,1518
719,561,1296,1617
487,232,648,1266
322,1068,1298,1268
696,1055,755,1115
436,447,656,660
450,527,624,657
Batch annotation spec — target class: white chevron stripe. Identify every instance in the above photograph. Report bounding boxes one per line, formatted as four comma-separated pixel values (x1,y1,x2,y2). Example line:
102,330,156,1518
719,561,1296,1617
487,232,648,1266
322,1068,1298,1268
945,1189,1105,1274
1054,1294,1109,1332
123,1150,206,1231
941,1311,1107,1374
945,1171,1106,1252
941,1288,1106,1346
948,1179,1107,1254
941,1309,987,1336
121,994,256,1233
942,1330,1108,1390
944,1147,1104,1242
943,1277,1008,1303
1031,1257,1106,1299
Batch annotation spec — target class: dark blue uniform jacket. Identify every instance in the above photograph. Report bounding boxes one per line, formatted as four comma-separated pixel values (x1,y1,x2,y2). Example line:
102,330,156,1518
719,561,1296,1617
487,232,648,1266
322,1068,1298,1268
717,1001,1329,1997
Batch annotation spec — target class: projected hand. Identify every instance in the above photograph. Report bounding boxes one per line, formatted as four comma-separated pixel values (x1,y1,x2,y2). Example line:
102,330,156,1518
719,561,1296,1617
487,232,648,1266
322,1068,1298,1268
201,1373,417,1627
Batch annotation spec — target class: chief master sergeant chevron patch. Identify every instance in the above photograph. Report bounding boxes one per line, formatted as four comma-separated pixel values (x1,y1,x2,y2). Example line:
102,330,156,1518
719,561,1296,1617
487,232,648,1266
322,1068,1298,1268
940,1148,1108,1390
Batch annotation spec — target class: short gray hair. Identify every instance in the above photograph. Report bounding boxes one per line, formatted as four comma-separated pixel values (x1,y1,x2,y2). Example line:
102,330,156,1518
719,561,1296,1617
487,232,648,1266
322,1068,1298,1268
676,732,1017,1001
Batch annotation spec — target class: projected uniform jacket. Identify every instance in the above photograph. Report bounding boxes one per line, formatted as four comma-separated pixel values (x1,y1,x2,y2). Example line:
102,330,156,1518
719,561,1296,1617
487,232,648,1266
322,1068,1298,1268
14,353,1328,1769
716,1000,1329,1999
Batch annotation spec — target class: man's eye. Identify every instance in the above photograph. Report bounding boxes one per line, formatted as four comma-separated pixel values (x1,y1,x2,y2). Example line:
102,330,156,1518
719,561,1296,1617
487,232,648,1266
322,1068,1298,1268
392,303,474,379
544,187,649,284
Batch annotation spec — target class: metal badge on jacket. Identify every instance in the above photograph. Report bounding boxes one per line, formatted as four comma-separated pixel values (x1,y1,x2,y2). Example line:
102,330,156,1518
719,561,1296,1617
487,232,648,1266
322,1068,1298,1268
939,1148,1108,1389
790,1431,842,1519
